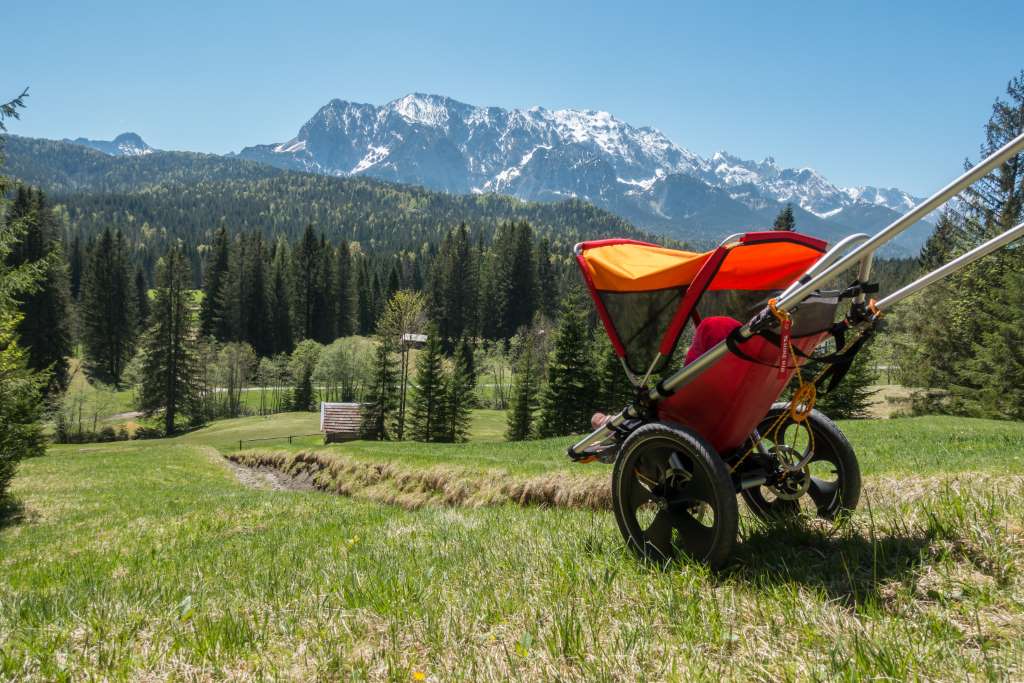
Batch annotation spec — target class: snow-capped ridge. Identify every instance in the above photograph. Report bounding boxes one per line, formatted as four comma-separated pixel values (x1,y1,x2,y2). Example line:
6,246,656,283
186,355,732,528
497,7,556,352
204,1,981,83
236,92,929,249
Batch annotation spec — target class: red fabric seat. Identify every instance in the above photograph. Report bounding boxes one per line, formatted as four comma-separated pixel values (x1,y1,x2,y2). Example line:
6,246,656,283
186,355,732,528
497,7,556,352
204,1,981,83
684,316,742,365
662,317,824,454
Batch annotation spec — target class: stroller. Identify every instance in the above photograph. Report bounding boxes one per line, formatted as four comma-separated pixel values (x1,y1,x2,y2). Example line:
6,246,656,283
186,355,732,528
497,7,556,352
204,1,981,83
568,132,1024,568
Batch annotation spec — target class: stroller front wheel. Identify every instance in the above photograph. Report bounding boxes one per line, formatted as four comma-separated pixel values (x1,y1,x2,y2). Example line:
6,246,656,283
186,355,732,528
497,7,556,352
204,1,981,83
612,422,738,569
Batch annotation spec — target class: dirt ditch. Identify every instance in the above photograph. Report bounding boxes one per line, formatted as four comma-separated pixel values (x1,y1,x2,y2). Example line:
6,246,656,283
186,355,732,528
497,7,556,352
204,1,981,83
225,449,612,510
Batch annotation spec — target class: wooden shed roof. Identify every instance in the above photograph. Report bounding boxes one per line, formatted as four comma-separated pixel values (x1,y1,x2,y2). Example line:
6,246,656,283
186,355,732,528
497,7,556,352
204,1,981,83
320,402,363,434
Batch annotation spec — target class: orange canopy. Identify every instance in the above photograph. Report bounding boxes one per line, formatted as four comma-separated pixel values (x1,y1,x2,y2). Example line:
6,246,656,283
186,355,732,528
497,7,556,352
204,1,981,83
579,236,826,293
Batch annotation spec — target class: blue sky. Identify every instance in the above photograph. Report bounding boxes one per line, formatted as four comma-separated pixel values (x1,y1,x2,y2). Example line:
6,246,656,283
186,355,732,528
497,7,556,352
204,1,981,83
4,0,1022,195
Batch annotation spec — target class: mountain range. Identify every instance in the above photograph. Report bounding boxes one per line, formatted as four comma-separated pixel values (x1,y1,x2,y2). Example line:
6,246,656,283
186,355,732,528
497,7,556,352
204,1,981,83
65,132,153,157
233,93,932,250
40,93,936,251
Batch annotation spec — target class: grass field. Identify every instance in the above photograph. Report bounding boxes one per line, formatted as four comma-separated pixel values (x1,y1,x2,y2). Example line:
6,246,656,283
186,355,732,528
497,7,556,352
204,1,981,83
3,415,1024,680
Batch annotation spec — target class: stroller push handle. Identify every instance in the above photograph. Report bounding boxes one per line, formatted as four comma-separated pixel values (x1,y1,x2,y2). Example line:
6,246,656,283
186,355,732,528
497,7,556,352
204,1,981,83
569,132,1024,461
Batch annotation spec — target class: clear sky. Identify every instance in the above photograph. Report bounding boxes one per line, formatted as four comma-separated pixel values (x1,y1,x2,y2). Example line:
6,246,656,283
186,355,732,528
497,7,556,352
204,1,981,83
4,0,1022,196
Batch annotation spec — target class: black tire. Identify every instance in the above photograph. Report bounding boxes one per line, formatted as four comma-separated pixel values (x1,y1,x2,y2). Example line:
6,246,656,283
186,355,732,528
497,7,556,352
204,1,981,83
740,403,861,521
612,422,738,569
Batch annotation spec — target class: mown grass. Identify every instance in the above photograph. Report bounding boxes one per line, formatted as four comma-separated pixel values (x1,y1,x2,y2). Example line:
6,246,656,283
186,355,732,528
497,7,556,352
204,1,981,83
2,417,1024,679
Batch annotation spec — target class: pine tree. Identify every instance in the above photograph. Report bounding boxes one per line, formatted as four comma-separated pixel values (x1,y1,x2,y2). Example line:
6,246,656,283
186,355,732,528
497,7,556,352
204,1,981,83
537,293,597,437
1,93,49,496
507,222,538,337
200,226,230,338
291,224,323,342
356,258,375,336
410,327,448,442
444,344,473,443
536,236,558,320
311,235,335,343
289,339,322,411
361,335,399,440
68,233,84,300
506,328,541,441
455,337,477,402
898,71,1024,416
81,228,135,386
429,224,477,347
268,238,293,355
594,334,633,413
133,267,150,336
957,71,1024,415
809,339,878,420
5,186,72,393
138,245,202,434
335,240,355,337
773,204,796,231
969,265,1024,418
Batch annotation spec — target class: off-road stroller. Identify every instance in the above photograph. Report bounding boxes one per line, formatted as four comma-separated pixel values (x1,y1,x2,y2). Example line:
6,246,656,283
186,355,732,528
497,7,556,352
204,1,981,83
568,132,1024,568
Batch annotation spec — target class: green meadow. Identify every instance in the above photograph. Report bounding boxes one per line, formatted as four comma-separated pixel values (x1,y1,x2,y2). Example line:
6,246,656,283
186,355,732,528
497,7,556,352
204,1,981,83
3,414,1024,680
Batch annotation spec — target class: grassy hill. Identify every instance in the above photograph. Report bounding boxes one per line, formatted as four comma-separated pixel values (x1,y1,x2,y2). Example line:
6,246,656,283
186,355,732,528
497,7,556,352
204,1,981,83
3,416,1024,679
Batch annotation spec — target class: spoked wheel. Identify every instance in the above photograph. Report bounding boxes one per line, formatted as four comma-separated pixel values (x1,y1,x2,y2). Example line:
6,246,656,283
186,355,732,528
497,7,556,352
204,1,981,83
612,423,738,569
740,403,861,521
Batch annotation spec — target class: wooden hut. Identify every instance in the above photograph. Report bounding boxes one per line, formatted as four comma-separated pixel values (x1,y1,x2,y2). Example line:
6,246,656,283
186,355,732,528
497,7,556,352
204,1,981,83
320,402,364,443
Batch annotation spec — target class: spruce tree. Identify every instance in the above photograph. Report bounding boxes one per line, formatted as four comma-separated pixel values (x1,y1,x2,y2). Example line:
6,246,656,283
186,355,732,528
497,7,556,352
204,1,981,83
5,186,72,393
429,224,477,347
138,245,202,434
133,267,150,337
291,224,323,342
455,337,477,403
289,339,322,411
809,340,878,419
537,293,597,437
81,228,135,386
506,328,541,441
361,334,399,440
0,94,49,496
68,233,84,300
594,334,633,413
969,265,1024,418
311,235,335,343
409,327,448,442
356,259,375,336
335,240,355,337
200,226,230,338
507,222,538,336
268,238,293,355
536,236,558,320
773,204,796,231
445,342,474,443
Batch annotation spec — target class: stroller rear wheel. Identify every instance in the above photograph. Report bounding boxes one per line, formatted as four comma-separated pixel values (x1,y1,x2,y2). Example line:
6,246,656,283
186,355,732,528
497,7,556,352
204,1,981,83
740,404,861,521
612,422,738,569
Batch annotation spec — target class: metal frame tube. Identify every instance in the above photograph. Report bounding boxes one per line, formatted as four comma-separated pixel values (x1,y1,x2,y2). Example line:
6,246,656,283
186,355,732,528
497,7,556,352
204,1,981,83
774,132,1024,315
569,132,1024,459
875,221,1024,312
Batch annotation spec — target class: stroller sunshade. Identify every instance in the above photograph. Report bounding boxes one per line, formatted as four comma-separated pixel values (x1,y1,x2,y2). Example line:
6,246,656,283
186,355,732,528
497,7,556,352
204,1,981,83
576,232,827,374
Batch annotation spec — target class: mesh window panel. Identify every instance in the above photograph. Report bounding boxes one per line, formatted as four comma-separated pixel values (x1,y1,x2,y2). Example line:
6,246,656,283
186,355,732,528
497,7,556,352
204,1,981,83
599,288,684,374
697,290,840,337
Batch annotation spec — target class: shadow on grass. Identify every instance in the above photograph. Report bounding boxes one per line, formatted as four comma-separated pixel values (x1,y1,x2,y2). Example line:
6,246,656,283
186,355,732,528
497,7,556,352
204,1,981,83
0,496,34,531
729,518,934,607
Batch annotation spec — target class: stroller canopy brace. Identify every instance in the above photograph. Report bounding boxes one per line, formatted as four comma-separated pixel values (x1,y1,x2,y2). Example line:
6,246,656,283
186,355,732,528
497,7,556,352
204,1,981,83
577,232,826,375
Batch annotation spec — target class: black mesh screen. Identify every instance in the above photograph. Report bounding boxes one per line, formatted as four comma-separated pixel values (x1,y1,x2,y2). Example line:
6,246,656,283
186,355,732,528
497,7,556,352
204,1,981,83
599,288,684,374
697,290,840,337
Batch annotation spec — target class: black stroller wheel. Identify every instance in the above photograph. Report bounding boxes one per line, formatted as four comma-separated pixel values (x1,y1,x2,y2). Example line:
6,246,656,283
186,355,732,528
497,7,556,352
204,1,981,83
612,422,738,569
741,403,861,522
